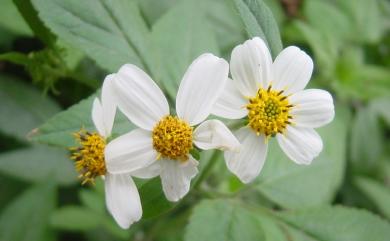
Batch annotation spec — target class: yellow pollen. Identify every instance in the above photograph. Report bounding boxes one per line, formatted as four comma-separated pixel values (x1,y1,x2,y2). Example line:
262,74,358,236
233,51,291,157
70,130,106,184
152,115,193,161
246,86,293,137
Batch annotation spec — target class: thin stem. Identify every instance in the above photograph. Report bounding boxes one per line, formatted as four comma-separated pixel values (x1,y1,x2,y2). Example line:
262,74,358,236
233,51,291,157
193,151,220,189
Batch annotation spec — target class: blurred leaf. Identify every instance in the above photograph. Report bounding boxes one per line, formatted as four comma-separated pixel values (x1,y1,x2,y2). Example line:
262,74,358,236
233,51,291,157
0,75,60,140
0,0,32,35
371,98,390,125
0,175,25,209
31,0,152,73
151,0,219,98
233,0,282,57
355,176,390,219
185,200,265,241
50,206,102,231
0,144,76,186
254,105,349,208
79,189,105,214
278,206,390,241
137,0,178,26
0,183,56,241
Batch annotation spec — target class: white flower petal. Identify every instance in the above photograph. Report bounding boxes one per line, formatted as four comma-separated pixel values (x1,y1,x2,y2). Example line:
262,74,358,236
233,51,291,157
113,64,169,130
230,37,272,96
224,127,268,184
105,173,142,229
176,53,229,126
194,120,240,151
130,161,161,179
289,89,335,128
211,78,248,119
272,46,313,95
160,156,199,202
101,74,117,137
92,98,106,137
276,126,323,165
105,128,158,174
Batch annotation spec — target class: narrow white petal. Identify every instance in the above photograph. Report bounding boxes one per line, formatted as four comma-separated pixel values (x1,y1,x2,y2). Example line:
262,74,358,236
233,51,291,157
160,157,199,202
92,98,106,137
211,78,248,119
105,128,158,174
230,37,272,96
130,161,161,179
272,46,313,95
289,89,335,128
276,126,323,165
176,53,229,126
101,74,117,137
113,64,169,130
105,173,142,229
224,127,268,184
193,120,240,151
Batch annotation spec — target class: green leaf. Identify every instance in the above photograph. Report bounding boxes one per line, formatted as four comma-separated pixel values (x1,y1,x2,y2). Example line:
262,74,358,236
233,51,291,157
79,189,105,214
185,200,265,241
233,0,282,57
31,0,152,73
254,105,349,208
0,0,32,35
50,206,102,231
278,206,390,241
0,144,76,186
151,0,219,98
0,183,56,241
355,176,390,219
0,75,60,140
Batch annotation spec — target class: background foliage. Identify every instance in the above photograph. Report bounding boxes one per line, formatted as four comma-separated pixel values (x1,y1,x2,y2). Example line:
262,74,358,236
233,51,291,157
0,0,389,240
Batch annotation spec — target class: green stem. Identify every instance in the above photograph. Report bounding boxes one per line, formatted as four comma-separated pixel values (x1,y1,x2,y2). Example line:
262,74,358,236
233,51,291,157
193,151,220,189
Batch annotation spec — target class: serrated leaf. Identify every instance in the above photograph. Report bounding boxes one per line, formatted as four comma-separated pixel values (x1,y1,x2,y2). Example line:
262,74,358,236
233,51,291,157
233,0,282,58
0,183,56,241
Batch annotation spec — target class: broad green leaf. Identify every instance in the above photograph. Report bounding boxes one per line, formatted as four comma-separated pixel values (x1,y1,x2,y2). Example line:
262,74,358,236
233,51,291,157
0,75,60,140
151,0,219,98
185,200,265,241
137,0,178,26
233,0,282,57
50,206,102,231
254,105,349,208
371,98,390,125
278,206,390,241
0,183,56,241
0,0,32,35
355,176,390,219
0,145,76,186
31,0,152,73
79,189,105,214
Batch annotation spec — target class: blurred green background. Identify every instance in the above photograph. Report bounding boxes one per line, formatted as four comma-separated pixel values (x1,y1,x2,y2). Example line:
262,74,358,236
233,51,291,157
0,0,389,241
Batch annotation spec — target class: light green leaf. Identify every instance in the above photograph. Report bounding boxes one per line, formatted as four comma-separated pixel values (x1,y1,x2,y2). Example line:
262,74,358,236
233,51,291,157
50,206,102,231
355,176,390,219
31,0,152,73
233,0,282,57
0,75,60,140
278,206,390,241
79,189,105,214
371,98,390,125
0,0,32,35
185,200,265,241
255,105,349,208
0,183,56,241
0,144,76,186
151,0,219,98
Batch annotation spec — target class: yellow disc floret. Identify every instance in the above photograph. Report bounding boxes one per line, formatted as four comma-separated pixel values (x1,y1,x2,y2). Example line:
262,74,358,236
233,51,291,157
152,115,193,161
70,130,106,184
246,86,293,137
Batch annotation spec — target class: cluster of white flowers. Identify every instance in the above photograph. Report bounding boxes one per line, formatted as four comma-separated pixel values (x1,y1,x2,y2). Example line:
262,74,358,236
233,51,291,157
72,37,334,229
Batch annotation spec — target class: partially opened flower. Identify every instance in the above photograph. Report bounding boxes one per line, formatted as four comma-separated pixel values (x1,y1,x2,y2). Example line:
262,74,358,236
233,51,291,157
70,77,142,229
105,54,240,202
212,37,335,183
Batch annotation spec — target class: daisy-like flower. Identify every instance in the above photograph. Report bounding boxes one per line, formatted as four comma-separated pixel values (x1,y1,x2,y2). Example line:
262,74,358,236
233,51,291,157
70,77,142,229
212,37,335,183
104,54,240,202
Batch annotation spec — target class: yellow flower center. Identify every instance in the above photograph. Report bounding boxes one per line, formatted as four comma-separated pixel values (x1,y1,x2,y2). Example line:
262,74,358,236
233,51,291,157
71,130,106,184
246,86,293,137
152,115,193,161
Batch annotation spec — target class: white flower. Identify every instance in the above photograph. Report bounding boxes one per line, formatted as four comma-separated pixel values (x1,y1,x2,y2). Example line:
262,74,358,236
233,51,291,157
211,37,335,184
71,76,142,229
104,54,240,202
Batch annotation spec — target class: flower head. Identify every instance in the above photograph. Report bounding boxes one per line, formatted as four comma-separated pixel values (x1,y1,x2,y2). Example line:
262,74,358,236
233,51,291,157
212,37,335,183
70,76,142,229
105,54,240,202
